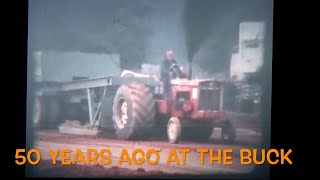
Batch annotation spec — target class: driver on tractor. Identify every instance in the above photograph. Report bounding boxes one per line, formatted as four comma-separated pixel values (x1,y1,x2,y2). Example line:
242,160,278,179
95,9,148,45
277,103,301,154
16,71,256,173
160,50,185,99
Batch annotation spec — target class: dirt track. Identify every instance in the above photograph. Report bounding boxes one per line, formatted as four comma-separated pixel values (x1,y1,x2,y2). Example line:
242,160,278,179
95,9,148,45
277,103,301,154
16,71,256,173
28,121,263,178
25,111,263,177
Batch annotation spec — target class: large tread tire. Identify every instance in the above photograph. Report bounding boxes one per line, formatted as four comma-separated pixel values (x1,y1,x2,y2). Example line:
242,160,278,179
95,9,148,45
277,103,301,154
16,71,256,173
112,82,155,140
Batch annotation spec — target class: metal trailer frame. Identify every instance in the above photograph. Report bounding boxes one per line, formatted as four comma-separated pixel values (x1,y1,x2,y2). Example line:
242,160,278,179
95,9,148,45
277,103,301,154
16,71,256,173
34,76,157,129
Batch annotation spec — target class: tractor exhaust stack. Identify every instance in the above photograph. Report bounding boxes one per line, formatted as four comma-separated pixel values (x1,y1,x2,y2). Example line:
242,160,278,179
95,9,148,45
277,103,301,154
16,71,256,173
188,59,192,80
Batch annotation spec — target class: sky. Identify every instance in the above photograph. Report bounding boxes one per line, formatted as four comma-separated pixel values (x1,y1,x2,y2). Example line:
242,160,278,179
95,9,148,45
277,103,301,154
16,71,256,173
28,0,273,74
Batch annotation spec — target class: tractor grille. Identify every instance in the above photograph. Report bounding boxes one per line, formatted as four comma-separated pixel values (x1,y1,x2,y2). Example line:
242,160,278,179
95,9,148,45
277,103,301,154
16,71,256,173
198,87,220,111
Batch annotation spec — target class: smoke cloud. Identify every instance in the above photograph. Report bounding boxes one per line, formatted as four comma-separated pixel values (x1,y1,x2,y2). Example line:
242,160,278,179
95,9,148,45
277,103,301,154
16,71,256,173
183,0,271,74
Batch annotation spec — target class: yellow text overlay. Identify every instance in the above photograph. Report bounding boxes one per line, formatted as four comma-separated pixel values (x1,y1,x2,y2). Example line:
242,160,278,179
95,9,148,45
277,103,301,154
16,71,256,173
15,148,292,165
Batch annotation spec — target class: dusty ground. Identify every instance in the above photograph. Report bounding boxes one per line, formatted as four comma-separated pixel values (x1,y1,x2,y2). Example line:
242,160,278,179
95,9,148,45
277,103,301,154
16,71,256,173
30,159,167,177
27,113,267,178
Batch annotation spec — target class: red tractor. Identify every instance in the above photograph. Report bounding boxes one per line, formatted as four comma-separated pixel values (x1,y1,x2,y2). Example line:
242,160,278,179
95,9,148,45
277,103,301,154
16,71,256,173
33,62,236,144
108,63,236,144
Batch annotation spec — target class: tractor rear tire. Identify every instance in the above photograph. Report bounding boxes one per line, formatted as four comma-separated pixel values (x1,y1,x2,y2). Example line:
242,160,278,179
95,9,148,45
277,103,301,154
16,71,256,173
112,82,155,140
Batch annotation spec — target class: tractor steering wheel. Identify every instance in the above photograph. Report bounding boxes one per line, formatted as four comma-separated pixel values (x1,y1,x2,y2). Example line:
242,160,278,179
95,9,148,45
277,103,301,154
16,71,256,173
168,64,179,78
169,63,179,73
169,63,185,79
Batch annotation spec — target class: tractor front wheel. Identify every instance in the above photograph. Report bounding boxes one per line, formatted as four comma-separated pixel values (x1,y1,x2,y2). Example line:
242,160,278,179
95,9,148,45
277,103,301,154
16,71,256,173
167,117,181,144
